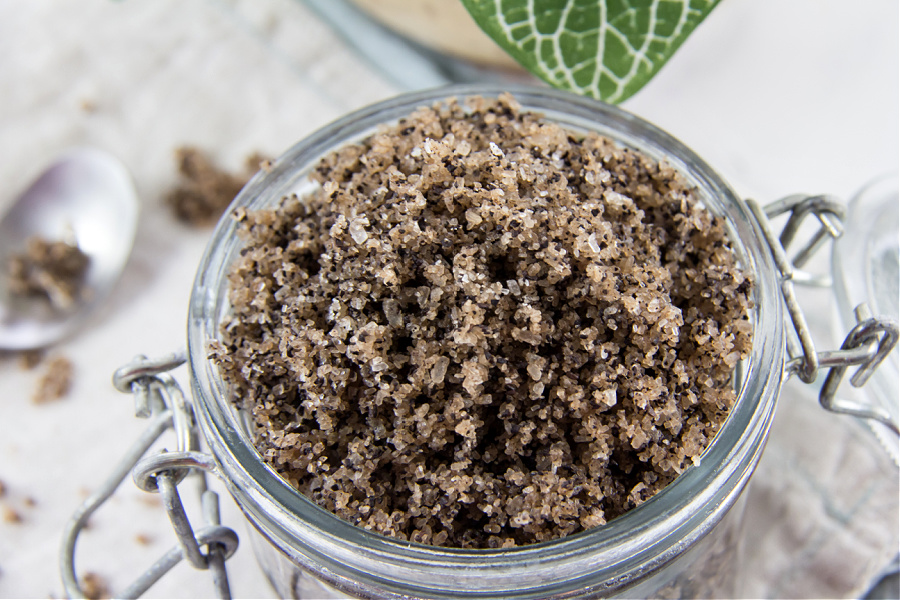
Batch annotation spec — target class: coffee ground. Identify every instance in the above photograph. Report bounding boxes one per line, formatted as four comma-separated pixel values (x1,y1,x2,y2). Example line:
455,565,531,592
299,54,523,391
166,146,268,227
211,94,753,548
32,355,74,404
6,237,90,310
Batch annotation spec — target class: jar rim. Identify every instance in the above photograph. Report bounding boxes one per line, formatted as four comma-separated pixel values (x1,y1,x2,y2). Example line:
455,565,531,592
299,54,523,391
187,83,785,597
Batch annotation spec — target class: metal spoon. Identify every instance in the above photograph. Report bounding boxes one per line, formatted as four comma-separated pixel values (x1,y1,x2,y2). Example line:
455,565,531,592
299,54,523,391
0,148,138,350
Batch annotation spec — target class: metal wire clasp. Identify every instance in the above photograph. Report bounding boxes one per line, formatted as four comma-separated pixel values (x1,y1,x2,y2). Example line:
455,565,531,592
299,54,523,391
748,195,899,434
60,352,239,599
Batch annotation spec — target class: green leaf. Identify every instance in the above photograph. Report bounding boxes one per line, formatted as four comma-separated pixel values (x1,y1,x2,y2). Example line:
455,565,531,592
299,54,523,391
460,0,721,103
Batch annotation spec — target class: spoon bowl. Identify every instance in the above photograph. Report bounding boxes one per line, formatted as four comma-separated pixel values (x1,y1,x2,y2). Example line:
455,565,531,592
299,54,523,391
0,148,138,350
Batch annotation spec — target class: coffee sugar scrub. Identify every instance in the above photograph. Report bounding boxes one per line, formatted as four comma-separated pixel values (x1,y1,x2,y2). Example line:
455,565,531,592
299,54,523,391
210,93,753,549
6,236,90,310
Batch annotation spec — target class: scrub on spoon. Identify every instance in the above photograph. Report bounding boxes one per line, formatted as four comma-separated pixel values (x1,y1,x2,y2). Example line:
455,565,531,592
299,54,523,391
0,148,138,350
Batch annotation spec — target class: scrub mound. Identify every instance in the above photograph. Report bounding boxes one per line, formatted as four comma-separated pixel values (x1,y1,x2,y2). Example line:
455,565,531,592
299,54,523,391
6,237,90,310
211,94,753,548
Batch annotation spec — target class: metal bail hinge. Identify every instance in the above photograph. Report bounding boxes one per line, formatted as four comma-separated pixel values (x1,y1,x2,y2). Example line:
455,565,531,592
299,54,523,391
60,352,239,599
747,195,899,434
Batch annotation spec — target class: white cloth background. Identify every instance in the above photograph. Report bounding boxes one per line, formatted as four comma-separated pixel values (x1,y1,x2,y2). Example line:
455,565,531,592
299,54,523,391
0,0,896,598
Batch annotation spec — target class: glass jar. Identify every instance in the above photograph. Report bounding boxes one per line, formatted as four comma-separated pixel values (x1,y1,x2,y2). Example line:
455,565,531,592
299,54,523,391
831,174,899,465
186,83,786,599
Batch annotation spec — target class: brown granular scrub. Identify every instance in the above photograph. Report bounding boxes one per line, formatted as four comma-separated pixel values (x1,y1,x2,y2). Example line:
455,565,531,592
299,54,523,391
18,349,44,370
32,355,74,404
211,94,754,548
134,532,153,546
2,505,22,524
80,572,110,600
166,147,268,227
6,237,90,310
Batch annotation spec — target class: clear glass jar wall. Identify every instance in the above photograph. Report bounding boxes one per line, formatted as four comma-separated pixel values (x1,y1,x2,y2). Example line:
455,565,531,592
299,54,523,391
187,84,784,599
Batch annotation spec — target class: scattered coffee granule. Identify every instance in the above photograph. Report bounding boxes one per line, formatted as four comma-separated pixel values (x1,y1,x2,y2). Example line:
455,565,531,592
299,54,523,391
166,146,268,227
134,533,153,546
6,236,90,310
18,349,44,370
212,94,753,548
80,572,110,600
2,505,22,524
79,98,98,113
32,355,74,404
0,479,6,498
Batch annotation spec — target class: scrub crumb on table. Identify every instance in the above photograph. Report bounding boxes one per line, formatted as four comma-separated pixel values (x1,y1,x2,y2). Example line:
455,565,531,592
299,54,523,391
32,355,74,404
166,146,269,227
